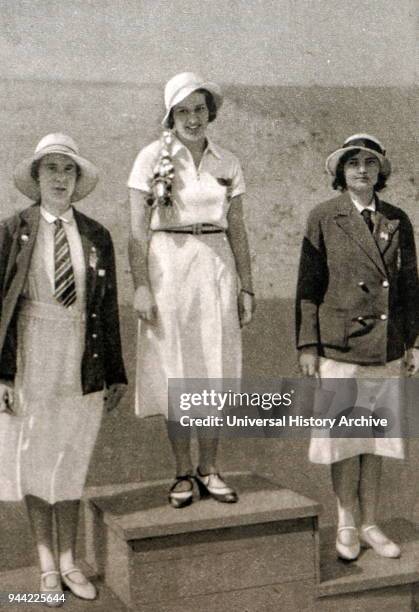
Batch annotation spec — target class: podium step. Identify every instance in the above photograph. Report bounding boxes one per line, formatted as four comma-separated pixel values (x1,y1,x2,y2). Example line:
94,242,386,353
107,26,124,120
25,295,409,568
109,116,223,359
316,519,419,611
83,473,321,611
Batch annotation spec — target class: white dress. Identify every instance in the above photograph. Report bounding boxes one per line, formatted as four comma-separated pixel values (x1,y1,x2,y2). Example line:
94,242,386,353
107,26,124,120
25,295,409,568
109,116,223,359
128,136,245,418
0,211,103,502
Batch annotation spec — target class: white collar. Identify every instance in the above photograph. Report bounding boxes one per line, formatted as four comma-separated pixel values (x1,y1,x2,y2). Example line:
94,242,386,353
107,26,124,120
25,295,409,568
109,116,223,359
204,138,222,159
171,135,221,160
40,205,74,224
350,194,376,214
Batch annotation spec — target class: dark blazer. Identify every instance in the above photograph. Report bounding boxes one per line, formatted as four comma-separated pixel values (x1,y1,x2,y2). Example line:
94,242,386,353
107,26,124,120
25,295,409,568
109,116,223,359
296,192,419,364
0,203,127,393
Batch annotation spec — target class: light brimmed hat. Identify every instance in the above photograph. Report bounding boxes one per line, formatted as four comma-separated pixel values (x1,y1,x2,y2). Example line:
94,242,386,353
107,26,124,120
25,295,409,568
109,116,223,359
325,133,391,179
14,133,99,202
162,72,223,128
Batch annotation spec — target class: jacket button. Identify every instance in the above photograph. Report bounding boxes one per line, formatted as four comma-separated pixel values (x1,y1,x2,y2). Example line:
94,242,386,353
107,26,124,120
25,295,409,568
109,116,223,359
382,280,389,288
91,313,97,319
92,333,97,339
93,353,99,359
380,314,387,321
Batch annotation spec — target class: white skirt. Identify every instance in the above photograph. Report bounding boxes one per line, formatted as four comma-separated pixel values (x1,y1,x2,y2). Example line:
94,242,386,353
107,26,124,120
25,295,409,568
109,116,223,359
0,299,103,503
135,231,241,418
309,357,405,464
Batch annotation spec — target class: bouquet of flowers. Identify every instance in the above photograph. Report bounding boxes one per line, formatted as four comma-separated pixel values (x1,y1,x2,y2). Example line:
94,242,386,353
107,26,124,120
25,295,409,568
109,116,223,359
148,130,175,208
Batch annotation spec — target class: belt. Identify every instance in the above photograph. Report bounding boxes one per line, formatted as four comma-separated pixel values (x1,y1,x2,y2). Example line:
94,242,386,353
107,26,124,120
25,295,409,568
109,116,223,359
154,224,225,235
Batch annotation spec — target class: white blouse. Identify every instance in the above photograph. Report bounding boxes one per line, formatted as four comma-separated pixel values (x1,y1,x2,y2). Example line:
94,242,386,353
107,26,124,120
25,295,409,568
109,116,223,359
127,136,245,230
23,206,86,309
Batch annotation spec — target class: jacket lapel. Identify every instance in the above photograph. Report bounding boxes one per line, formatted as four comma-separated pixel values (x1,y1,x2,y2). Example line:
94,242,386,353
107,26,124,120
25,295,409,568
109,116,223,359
73,208,97,311
0,205,40,354
4,204,40,296
373,203,400,256
334,194,387,277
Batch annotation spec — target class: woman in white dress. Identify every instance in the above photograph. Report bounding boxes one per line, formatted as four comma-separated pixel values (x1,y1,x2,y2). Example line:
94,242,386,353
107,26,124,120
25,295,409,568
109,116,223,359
296,134,419,561
128,72,255,508
0,134,127,604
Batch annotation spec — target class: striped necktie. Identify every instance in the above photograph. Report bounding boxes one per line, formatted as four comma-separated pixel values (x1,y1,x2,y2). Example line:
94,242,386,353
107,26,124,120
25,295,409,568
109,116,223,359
54,219,76,307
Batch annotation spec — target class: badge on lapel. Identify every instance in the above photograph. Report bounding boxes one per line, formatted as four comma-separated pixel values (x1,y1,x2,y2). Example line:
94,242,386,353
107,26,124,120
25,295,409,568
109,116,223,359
377,220,398,249
15,231,30,262
89,246,98,270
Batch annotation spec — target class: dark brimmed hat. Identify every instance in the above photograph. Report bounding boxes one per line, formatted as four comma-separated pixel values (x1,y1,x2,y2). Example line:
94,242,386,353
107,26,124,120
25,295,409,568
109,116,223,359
14,133,99,202
325,133,391,179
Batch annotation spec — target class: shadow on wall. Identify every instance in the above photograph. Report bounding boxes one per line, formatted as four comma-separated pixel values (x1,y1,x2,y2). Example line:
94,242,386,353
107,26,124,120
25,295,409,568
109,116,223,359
0,297,298,571
85,299,294,489
88,298,299,487
90,298,419,525
1,298,419,571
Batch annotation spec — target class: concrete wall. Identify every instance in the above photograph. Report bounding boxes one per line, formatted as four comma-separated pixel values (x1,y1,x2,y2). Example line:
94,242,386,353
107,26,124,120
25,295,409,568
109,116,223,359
0,0,418,571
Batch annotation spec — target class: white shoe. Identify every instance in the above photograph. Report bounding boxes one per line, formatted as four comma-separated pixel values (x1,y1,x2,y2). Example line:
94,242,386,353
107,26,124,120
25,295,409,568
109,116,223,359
336,526,360,561
360,525,401,558
61,567,97,600
195,468,238,503
40,570,65,608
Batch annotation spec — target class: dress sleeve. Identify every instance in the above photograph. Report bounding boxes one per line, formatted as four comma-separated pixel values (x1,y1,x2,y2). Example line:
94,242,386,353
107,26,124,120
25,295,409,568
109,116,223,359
127,143,158,193
230,156,246,198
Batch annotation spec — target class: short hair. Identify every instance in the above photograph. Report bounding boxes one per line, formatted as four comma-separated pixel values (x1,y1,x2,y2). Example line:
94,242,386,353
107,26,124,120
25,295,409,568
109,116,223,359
167,88,217,129
31,157,82,182
332,148,387,192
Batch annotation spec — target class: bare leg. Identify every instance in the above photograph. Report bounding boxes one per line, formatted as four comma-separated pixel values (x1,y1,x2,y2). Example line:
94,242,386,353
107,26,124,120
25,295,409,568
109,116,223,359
25,495,59,588
55,499,80,573
166,421,194,495
195,430,237,502
55,499,97,596
358,454,400,556
359,454,381,525
196,432,219,475
169,437,194,475
331,457,360,545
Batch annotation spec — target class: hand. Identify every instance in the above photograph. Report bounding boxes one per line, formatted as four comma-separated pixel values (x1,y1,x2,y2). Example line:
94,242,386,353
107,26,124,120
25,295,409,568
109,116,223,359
238,291,256,327
298,347,319,377
403,348,419,377
104,383,127,413
0,382,14,415
133,286,157,323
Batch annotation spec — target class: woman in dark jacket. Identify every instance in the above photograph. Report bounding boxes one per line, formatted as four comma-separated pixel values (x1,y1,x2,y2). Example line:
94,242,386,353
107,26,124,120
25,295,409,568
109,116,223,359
0,133,127,605
296,134,419,561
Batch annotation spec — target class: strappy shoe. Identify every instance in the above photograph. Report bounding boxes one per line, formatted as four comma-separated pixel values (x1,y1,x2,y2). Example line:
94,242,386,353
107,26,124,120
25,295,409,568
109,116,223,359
336,526,360,561
61,567,97,600
168,475,194,508
195,468,238,503
40,570,65,608
360,525,401,558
